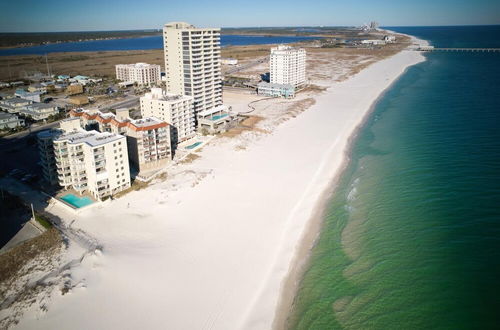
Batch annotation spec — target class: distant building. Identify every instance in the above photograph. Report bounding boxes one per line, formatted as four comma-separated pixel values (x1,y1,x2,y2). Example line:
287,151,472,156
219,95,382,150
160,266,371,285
383,35,396,43
52,119,131,200
0,92,13,100
163,21,222,116
257,82,295,98
115,63,161,85
68,95,89,106
140,88,195,144
15,89,43,102
221,58,238,65
69,108,172,174
28,83,47,94
10,81,25,87
0,112,24,130
0,97,33,113
69,75,101,86
66,84,84,96
361,39,386,45
270,45,306,88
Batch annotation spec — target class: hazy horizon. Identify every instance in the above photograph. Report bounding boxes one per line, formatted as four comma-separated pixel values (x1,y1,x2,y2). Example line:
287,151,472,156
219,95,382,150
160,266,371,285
1,24,499,34
1,0,499,33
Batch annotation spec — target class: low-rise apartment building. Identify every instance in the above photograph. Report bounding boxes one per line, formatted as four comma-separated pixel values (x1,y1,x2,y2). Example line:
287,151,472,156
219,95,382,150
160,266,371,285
15,89,43,102
257,82,295,98
140,88,195,144
0,98,33,113
28,83,47,94
115,63,161,85
0,112,24,130
69,108,172,173
19,103,59,121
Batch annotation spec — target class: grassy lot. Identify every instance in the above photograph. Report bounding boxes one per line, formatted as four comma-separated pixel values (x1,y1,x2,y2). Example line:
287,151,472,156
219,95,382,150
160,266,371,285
34,213,52,229
0,228,61,286
0,49,164,81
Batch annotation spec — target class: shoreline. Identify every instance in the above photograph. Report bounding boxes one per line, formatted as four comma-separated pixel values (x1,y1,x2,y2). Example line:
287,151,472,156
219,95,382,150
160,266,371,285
272,33,429,329
10,35,427,330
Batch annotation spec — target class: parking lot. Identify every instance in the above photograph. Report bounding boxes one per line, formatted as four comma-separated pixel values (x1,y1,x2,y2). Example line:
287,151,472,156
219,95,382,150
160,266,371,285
0,132,44,185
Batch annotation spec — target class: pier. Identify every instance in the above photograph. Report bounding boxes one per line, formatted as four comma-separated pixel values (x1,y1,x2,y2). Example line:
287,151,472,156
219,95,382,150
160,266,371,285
418,47,500,53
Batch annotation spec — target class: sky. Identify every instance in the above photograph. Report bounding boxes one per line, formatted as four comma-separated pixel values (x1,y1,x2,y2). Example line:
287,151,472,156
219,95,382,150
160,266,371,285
1,0,499,32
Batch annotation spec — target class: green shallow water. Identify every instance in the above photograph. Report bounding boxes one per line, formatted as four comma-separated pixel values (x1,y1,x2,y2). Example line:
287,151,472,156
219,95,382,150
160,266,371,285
289,26,500,329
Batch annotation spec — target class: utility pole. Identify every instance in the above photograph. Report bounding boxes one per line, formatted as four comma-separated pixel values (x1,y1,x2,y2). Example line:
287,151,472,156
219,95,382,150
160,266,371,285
7,59,12,79
31,203,36,221
45,53,51,77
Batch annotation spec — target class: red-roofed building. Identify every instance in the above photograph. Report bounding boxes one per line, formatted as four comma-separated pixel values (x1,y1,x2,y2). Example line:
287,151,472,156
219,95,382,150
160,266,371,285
69,108,172,174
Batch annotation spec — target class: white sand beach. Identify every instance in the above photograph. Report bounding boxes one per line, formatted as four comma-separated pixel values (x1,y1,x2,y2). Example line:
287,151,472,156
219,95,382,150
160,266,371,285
10,37,427,329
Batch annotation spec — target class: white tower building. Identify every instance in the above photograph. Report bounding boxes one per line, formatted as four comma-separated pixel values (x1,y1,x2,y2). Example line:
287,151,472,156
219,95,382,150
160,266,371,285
270,45,306,88
163,22,222,115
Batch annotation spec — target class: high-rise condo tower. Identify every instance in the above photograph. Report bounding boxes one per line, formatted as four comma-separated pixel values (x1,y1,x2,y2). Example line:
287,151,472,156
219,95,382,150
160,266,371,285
163,22,222,116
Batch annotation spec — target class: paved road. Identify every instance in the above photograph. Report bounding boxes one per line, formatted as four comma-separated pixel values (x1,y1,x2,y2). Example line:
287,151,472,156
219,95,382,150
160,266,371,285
0,221,43,255
98,96,140,111
225,56,268,75
0,120,61,143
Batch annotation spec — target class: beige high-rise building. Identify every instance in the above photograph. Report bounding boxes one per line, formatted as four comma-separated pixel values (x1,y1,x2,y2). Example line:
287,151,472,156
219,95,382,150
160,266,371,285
140,88,195,144
163,22,222,115
115,63,161,85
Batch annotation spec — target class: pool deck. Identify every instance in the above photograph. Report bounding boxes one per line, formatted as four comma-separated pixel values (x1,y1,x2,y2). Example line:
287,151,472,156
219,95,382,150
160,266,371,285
55,189,98,211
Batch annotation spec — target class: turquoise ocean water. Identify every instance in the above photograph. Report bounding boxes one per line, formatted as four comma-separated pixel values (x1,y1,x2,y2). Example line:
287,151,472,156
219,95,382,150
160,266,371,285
289,26,500,329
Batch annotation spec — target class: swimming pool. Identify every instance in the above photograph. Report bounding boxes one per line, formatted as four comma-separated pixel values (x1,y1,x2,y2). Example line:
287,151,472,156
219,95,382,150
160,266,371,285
60,194,94,208
208,114,229,121
185,141,203,150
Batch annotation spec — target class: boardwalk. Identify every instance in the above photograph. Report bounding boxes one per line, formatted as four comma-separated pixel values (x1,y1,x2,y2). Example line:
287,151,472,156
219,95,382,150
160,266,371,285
419,47,500,52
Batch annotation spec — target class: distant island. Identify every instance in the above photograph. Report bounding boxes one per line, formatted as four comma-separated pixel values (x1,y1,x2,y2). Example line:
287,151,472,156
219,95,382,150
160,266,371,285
0,30,162,49
1,27,375,49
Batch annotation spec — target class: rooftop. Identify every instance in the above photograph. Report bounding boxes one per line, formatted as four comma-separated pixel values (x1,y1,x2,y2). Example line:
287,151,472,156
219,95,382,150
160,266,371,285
130,117,166,129
271,44,305,53
2,97,32,105
117,63,160,68
143,88,193,102
70,108,168,131
15,89,43,97
257,82,295,89
164,21,220,32
0,112,17,120
25,103,57,110
54,129,125,147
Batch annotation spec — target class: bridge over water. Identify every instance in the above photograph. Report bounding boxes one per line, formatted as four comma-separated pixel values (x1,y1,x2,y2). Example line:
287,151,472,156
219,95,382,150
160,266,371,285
418,47,500,53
